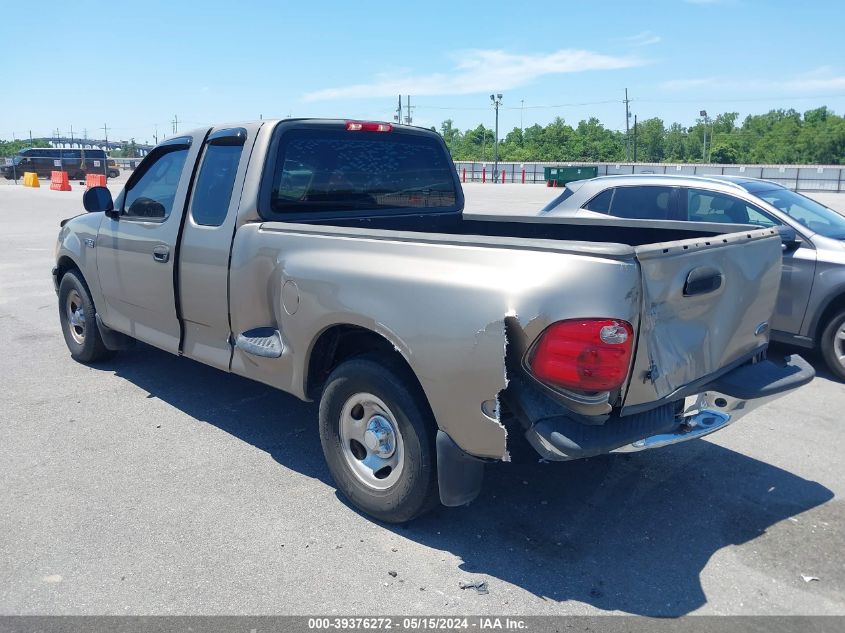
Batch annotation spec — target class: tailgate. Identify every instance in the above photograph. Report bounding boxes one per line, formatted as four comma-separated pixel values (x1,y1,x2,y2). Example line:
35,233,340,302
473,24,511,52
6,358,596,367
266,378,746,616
623,227,782,409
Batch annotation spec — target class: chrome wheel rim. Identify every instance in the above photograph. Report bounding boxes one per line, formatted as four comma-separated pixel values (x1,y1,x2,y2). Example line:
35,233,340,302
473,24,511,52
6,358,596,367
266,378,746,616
339,392,404,490
835,323,845,369
65,289,86,345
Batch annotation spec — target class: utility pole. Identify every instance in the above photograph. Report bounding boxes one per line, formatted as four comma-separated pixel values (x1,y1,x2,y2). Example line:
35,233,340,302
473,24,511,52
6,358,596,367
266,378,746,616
396,95,402,123
69,125,75,148
633,115,638,162
405,96,412,125
154,124,158,145
624,88,631,161
102,123,110,181
700,110,709,162
490,93,503,183
29,130,33,147
172,114,179,134
520,99,525,132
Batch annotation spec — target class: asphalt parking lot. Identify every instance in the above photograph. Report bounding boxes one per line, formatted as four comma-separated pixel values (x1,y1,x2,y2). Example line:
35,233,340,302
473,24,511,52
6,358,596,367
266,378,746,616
1,181,843,616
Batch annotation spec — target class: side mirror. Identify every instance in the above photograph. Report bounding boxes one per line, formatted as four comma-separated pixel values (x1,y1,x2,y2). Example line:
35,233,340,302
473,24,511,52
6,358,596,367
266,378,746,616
777,225,801,251
82,186,115,215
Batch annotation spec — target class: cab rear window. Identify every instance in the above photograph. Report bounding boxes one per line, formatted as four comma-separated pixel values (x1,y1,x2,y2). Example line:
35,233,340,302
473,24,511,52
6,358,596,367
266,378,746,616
267,128,458,215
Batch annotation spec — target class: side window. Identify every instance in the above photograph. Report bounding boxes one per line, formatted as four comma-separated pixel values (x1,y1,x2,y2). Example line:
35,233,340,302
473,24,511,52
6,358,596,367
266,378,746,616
123,148,189,220
584,188,613,213
686,189,777,227
609,186,675,220
190,142,244,227
745,204,779,227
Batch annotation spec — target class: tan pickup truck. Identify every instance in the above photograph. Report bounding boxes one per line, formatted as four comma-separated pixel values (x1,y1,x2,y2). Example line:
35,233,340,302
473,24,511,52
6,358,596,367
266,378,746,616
54,119,814,522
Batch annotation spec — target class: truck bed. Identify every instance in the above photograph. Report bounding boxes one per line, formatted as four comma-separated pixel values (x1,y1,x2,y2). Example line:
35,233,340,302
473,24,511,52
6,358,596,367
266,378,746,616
255,210,782,424
311,210,751,249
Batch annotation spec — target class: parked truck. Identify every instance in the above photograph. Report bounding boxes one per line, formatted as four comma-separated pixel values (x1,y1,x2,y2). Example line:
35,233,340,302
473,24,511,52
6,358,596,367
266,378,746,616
54,119,814,522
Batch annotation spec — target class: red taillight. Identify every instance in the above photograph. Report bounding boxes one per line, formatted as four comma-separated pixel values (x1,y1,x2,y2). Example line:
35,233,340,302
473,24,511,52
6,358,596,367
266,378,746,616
345,121,393,132
528,319,634,392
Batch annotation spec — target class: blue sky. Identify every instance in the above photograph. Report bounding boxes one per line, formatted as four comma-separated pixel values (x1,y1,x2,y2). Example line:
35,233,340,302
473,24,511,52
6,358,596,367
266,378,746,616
3,0,844,144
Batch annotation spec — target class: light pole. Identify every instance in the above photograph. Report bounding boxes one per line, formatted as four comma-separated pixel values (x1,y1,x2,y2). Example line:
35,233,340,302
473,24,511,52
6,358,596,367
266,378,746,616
490,93,502,183
700,109,710,163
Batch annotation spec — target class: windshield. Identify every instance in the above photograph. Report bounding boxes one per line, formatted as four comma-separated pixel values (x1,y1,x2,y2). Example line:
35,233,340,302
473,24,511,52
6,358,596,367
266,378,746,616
13,155,24,165
758,188,845,239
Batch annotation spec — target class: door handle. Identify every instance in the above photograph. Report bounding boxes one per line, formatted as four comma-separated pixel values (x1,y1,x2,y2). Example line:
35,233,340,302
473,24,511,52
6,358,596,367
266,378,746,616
153,245,170,263
683,267,723,296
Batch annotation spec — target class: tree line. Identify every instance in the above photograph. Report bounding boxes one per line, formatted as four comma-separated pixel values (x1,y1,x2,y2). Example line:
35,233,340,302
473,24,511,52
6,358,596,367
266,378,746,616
438,106,845,165
3,107,843,164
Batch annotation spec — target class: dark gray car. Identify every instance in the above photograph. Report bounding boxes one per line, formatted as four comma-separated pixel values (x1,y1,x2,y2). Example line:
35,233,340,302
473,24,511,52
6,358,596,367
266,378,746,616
541,174,845,380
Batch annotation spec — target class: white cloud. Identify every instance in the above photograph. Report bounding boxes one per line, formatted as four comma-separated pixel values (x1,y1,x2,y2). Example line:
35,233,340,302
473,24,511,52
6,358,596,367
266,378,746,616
661,68,845,94
302,48,643,101
780,76,845,92
781,67,845,92
625,31,662,47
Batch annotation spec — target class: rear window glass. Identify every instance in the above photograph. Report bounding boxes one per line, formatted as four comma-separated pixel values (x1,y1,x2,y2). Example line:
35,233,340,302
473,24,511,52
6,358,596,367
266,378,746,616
540,187,575,213
268,128,458,215
584,188,613,213
610,186,674,220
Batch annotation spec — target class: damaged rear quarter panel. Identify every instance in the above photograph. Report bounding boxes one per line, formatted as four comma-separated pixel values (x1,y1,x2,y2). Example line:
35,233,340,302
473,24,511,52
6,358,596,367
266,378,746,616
228,223,641,459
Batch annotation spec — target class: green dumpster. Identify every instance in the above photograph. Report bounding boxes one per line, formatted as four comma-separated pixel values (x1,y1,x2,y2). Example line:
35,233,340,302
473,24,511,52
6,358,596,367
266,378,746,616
543,165,598,187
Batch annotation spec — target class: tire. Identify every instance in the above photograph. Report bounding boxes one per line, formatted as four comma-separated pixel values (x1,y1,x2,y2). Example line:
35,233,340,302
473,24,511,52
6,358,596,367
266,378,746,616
820,310,845,381
58,270,112,363
319,355,439,523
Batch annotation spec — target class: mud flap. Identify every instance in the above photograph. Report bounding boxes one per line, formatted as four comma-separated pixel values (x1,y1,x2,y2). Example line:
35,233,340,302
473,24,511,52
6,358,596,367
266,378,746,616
95,314,135,351
436,430,485,507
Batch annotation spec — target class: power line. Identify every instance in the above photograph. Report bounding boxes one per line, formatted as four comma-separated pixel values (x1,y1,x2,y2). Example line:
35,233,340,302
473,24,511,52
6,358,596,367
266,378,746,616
414,99,619,111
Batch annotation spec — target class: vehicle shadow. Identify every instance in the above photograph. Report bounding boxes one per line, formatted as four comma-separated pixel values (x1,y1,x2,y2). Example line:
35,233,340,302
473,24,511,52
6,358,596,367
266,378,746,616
97,344,833,616
97,344,332,487
395,438,833,615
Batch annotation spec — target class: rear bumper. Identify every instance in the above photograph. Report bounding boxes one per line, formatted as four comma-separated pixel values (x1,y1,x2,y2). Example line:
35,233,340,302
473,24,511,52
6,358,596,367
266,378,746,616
505,355,814,462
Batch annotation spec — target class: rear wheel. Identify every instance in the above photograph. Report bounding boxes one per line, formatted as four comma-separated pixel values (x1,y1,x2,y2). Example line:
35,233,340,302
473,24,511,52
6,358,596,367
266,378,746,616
821,310,845,381
318,355,438,523
58,270,112,363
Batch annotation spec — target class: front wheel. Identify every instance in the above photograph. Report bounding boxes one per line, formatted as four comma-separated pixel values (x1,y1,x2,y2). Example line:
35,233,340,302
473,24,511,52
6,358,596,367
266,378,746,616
318,355,438,523
820,310,845,381
58,270,112,363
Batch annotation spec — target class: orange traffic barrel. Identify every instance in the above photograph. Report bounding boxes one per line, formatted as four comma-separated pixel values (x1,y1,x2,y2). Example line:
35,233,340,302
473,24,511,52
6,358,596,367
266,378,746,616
50,171,72,191
85,174,107,190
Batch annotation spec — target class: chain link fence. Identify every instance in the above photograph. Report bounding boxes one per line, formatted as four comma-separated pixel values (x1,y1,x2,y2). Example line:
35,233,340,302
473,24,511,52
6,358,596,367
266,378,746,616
453,161,845,192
